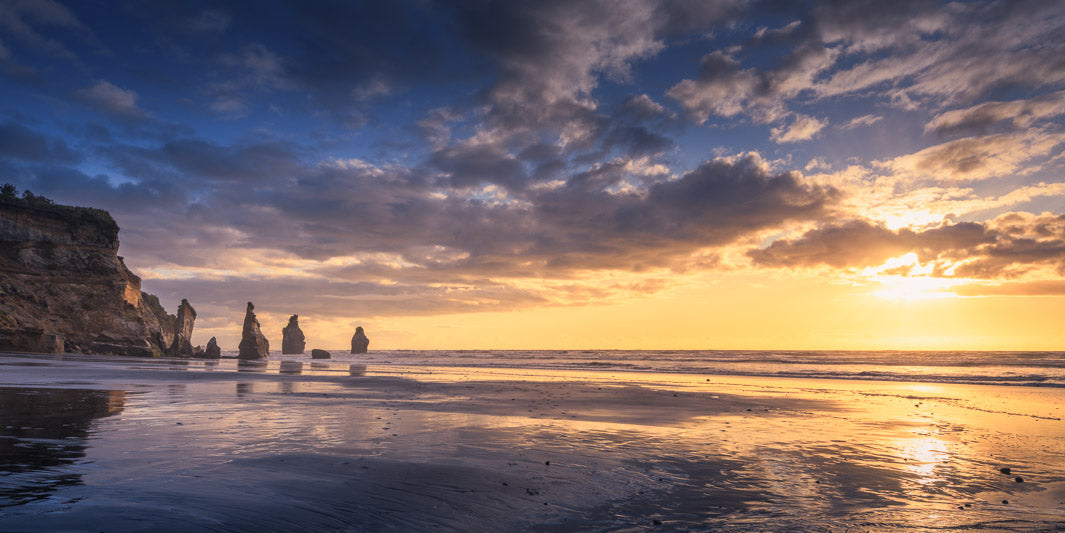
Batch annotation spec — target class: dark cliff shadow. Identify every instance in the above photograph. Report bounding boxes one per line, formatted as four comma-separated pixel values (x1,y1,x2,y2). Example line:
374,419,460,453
0,387,125,507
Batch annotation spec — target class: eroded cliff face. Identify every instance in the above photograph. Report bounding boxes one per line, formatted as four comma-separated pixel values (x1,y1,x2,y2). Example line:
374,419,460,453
0,197,177,355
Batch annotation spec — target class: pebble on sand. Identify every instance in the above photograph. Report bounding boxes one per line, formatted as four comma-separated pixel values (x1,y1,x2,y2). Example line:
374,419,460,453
1000,467,1012,474
1015,476,1024,483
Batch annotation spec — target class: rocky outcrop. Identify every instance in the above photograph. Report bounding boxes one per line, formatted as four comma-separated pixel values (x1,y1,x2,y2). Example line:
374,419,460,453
0,190,184,356
350,326,369,354
167,299,197,357
281,314,305,354
237,302,269,360
199,337,221,359
310,348,331,359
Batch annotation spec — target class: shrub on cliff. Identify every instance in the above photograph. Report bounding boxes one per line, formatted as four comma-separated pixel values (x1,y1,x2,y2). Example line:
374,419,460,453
0,183,118,240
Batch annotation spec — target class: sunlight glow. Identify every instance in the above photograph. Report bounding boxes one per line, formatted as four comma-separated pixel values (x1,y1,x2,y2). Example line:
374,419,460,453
861,253,962,301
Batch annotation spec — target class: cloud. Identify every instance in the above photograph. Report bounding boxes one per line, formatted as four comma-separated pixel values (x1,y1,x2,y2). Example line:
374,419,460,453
620,94,671,121
841,114,882,130
925,90,1065,136
0,120,81,163
879,130,1065,183
186,9,230,33
750,212,1065,280
75,80,152,122
666,50,763,122
952,280,1065,296
669,1,1065,133
770,114,827,143
428,138,528,191
749,219,993,269
0,0,89,61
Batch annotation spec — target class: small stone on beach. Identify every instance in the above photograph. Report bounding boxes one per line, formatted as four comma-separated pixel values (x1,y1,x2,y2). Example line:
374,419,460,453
1015,476,1024,483
1002,499,1009,504
1000,467,1011,474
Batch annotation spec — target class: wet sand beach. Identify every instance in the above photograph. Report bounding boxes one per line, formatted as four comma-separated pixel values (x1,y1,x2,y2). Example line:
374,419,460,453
2,352,1064,531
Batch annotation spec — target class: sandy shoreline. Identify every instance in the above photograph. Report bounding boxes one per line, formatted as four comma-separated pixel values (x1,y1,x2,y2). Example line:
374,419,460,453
2,352,1064,531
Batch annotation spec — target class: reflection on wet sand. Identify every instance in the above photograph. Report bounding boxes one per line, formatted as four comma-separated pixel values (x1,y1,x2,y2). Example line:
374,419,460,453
0,354,1062,530
0,387,124,507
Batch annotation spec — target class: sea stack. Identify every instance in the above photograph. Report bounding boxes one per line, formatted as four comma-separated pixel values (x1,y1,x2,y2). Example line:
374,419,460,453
350,326,369,354
237,302,269,360
167,299,197,357
281,314,305,354
200,337,221,358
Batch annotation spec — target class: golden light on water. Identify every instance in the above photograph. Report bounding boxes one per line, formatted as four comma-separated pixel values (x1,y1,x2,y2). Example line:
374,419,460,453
898,435,950,484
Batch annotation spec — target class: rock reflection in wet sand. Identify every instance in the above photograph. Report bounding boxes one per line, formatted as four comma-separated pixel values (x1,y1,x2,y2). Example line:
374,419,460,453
0,387,124,507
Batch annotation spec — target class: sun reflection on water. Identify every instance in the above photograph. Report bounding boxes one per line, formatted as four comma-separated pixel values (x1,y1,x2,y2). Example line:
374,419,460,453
897,434,950,484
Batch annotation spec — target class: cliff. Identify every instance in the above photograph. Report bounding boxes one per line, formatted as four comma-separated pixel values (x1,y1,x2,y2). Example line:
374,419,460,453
0,191,178,356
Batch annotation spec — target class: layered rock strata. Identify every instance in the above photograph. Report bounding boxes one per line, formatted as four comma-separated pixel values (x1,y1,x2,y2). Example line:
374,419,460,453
0,193,184,356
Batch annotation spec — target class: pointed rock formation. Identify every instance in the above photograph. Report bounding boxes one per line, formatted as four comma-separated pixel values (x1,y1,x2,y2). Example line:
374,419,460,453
237,302,269,360
311,348,331,359
197,337,221,359
167,299,197,357
350,326,369,354
281,314,305,354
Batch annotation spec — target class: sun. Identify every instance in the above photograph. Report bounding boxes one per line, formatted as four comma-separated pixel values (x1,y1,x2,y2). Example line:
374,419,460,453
862,253,961,301
872,275,960,301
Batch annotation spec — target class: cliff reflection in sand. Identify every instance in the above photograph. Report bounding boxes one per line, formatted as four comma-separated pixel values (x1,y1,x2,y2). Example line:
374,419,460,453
0,387,124,507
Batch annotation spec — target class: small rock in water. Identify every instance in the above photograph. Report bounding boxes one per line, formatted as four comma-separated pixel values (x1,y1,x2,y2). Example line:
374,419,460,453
311,348,331,359
1002,499,1009,504
1015,476,1024,483
652,519,662,526
1000,467,1011,474
544,461,550,466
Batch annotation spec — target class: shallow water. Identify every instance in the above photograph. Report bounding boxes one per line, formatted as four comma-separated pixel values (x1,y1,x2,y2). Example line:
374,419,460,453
1,352,1064,531
248,348,1065,387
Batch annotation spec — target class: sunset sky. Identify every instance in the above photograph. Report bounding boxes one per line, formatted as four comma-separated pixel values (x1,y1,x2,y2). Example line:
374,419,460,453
2,0,1064,350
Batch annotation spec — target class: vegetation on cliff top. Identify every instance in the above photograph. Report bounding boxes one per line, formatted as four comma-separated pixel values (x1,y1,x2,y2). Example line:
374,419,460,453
1,183,119,237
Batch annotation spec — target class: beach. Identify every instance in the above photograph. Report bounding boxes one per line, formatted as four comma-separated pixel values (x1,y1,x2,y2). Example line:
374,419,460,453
2,352,1064,532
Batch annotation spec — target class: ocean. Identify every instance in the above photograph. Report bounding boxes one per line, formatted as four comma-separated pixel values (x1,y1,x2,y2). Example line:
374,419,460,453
226,349,1065,387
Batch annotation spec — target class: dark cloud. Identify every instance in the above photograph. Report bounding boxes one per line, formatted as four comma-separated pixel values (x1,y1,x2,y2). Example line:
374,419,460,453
953,280,1065,296
141,276,550,321
428,141,528,190
0,120,81,163
670,0,1065,128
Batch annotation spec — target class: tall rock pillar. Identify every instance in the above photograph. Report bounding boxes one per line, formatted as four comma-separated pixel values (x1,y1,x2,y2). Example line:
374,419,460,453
281,314,305,354
238,302,269,360
168,299,197,357
350,326,369,354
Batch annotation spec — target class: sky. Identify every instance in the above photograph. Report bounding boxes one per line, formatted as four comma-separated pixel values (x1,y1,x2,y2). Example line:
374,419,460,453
2,0,1064,351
